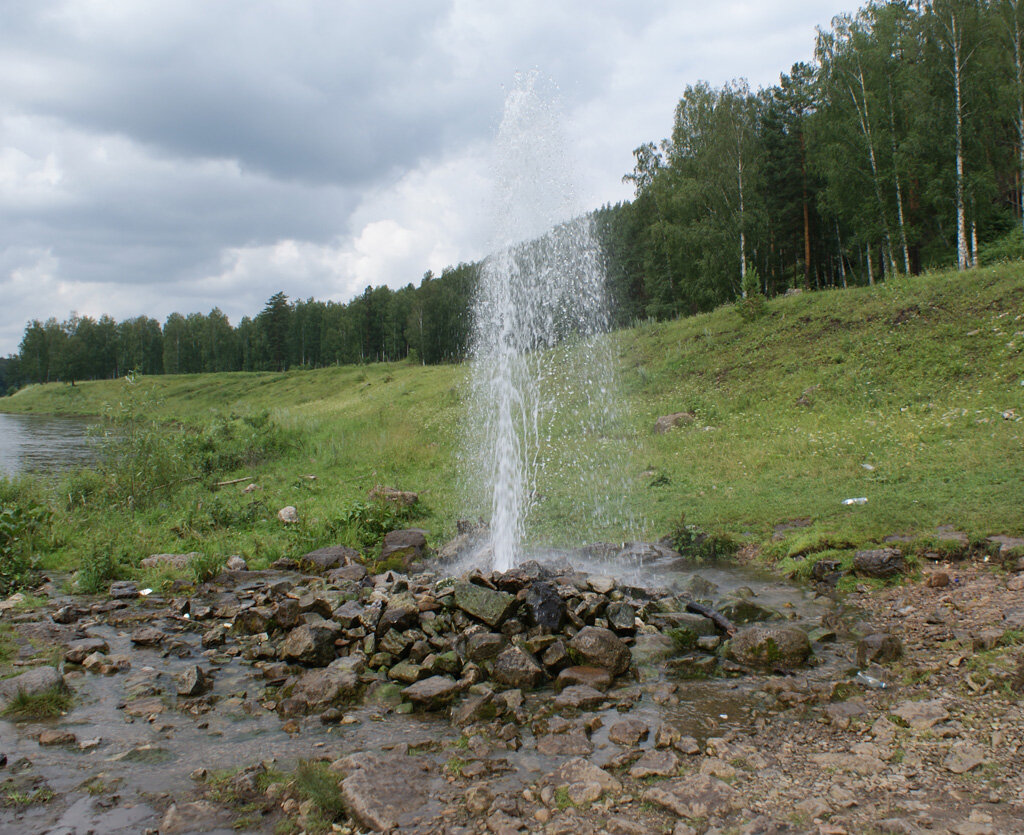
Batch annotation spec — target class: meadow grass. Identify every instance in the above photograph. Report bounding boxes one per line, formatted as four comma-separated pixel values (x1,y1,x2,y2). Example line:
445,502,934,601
1,263,1021,578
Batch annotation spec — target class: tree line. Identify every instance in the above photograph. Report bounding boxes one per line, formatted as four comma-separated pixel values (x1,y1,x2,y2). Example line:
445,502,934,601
3,0,1023,393
599,0,1024,320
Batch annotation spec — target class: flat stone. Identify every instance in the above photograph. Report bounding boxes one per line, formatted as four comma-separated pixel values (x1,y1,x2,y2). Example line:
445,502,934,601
130,627,165,647
629,749,679,778
555,666,612,693
587,575,616,595
38,729,77,746
544,757,621,792
123,697,165,717
108,581,139,599
453,582,517,628
552,685,607,710
944,742,986,774
161,801,228,834
608,718,650,747
643,774,740,818
892,699,949,730
328,564,368,584
403,675,461,710
853,548,905,578
536,730,593,757
808,752,886,775
340,754,430,831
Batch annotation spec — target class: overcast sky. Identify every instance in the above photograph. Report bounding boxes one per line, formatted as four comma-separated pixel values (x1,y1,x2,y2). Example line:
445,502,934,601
0,0,858,355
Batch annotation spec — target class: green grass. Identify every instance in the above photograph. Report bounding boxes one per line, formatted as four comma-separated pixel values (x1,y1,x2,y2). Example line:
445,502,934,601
1,264,1022,577
1,686,72,719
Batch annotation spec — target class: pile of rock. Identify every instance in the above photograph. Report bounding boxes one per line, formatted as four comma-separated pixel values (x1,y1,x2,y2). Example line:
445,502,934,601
187,553,820,718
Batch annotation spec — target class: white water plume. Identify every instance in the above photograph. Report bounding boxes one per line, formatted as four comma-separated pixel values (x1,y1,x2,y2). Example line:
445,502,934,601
467,72,634,572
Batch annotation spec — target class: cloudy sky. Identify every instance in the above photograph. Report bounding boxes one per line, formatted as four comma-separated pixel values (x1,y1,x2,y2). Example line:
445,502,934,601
0,0,857,355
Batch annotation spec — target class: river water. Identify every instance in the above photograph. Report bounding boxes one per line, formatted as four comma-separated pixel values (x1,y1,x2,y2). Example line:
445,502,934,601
0,413,98,478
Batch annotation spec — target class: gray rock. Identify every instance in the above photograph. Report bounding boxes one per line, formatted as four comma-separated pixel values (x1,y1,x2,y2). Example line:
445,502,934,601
522,581,566,631
280,623,337,666
608,718,650,746
629,749,679,778
491,645,546,690
568,626,631,675
453,581,517,628
300,545,361,572
643,774,740,818
291,662,361,711
606,601,636,633
277,506,299,524
402,675,462,710
536,730,594,756
130,627,165,647
716,597,780,624
654,412,695,433
892,699,949,730
466,632,507,662
328,564,368,584
340,753,429,831
65,638,109,664
857,632,903,667
161,802,228,834
555,666,612,693
631,633,677,665
552,684,606,710
176,665,210,697
0,667,67,709
729,624,810,668
140,552,199,570
377,592,420,635
108,581,139,599
380,528,429,567
853,548,905,578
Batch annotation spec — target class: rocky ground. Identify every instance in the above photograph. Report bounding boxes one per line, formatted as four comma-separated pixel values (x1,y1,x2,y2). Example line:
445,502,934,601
0,534,1022,835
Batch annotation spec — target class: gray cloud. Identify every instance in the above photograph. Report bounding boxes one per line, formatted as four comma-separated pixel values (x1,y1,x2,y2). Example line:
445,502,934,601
0,0,853,354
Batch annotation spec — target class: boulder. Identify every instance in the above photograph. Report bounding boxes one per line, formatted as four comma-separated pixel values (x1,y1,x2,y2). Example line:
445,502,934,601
176,665,210,697
140,552,199,570
0,667,67,709
453,582,517,628
568,626,631,675
402,675,462,710
555,666,612,693
65,638,109,664
380,529,429,567
368,485,419,508
853,548,905,578
491,645,546,690
291,661,362,712
856,632,903,667
522,581,566,630
300,545,361,573
280,622,337,666
729,624,810,668
653,412,695,433
377,592,420,635
631,633,677,665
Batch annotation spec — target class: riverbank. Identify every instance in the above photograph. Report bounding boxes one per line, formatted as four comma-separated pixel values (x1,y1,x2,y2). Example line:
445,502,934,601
1,264,1021,588
1,540,1023,833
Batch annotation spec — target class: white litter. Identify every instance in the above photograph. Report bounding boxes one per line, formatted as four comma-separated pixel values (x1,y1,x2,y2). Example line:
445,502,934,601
842,497,868,505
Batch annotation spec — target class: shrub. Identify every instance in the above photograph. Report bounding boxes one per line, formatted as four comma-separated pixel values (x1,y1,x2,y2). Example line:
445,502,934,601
0,501,50,595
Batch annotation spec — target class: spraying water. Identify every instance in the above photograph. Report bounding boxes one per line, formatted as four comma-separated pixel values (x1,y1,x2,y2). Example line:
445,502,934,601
468,72,632,572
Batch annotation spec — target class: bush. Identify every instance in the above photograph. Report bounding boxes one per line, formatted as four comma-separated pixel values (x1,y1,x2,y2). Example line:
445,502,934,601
979,227,1024,265
737,266,767,321
0,501,50,595
75,543,124,594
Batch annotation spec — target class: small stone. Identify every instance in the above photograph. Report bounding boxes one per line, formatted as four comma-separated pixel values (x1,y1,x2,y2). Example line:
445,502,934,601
536,730,593,756
108,581,139,599
491,645,546,690
277,506,299,524
38,729,77,746
130,627,165,647
927,571,950,588
402,675,461,710
225,555,248,571
555,666,612,693
892,699,949,730
176,665,210,697
857,632,903,667
568,626,631,675
65,638,109,664
552,685,606,710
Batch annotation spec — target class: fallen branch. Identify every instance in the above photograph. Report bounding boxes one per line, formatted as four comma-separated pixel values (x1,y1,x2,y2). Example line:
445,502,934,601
213,476,253,487
685,599,737,636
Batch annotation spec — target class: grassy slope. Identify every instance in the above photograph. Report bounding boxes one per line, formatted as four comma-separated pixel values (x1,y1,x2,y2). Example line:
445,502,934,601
3,264,1022,569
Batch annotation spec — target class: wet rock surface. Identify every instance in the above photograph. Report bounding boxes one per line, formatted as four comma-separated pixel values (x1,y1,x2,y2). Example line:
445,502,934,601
1,550,1023,833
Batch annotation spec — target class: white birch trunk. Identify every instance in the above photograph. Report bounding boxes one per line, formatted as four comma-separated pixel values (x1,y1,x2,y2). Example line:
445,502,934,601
888,82,911,274
951,12,969,271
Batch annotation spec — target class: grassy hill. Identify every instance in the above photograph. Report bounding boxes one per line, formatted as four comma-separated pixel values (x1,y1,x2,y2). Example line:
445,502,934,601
2,264,1022,582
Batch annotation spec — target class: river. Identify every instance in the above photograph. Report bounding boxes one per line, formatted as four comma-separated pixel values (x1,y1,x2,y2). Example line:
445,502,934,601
0,413,98,478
